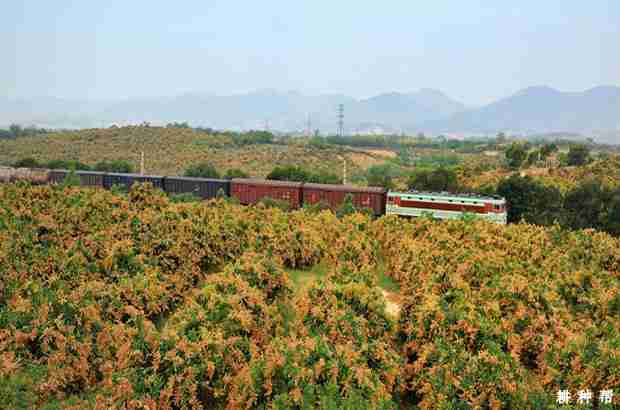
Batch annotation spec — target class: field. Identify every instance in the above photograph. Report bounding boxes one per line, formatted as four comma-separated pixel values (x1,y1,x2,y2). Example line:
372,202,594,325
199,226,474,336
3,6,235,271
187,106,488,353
0,182,618,409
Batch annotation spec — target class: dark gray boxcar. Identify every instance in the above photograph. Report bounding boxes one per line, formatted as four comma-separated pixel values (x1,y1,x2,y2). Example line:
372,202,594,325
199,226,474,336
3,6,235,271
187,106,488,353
76,171,105,187
103,173,164,190
102,173,135,190
132,174,164,190
164,176,230,200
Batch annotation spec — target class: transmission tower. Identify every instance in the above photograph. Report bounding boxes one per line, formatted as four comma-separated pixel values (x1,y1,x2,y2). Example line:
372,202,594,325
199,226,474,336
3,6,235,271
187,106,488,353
337,104,344,137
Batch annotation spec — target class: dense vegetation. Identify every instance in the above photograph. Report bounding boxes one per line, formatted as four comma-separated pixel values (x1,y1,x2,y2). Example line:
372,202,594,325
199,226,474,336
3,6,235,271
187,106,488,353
0,124,49,139
0,182,618,408
12,157,134,173
267,165,342,184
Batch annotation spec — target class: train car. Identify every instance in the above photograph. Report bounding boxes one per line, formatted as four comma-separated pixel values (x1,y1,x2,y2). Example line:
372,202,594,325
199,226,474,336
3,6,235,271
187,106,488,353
231,178,303,209
0,167,49,184
102,173,134,190
303,183,387,216
164,176,230,200
76,170,105,187
48,169,69,184
386,191,507,224
102,173,164,190
131,174,164,190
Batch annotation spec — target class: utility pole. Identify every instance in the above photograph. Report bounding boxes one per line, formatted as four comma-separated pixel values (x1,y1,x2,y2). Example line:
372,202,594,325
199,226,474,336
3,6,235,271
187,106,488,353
140,151,145,175
338,154,347,185
338,104,344,137
306,114,312,137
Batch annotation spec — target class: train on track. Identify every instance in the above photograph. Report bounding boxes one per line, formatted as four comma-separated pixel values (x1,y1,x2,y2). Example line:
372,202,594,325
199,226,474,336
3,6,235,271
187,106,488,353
0,167,507,224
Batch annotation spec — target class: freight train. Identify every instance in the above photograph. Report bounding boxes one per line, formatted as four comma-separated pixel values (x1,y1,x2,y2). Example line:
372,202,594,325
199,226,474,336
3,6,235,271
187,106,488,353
0,167,507,224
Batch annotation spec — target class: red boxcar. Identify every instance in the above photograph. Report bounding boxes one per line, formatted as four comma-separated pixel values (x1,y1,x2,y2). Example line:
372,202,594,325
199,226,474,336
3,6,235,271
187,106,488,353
231,179,303,209
302,183,387,216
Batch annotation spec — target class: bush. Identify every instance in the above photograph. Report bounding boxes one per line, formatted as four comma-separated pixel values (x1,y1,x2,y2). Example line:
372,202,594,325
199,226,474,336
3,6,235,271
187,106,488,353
505,142,529,169
94,159,134,173
46,159,91,171
267,165,341,184
223,168,249,179
258,196,290,211
567,144,590,166
12,157,41,168
267,165,309,182
366,163,396,189
407,167,458,192
230,280,401,408
307,170,342,184
184,162,220,178
231,130,274,145
497,174,563,225
170,192,202,203
60,168,81,187
303,200,331,213
12,158,92,170
336,193,357,218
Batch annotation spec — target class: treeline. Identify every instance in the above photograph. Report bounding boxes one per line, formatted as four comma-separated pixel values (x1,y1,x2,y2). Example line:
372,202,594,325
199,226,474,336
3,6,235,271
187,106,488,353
184,162,249,180
0,124,49,139
496,175,620,236
183,162,342,184
267,165,342,184
321,135,403,148
165,123,277,146
504,141,592,168
12,158,134,173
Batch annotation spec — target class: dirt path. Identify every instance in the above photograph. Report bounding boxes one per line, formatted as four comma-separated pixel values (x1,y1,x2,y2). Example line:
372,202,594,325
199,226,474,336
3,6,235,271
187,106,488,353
382,289,401,317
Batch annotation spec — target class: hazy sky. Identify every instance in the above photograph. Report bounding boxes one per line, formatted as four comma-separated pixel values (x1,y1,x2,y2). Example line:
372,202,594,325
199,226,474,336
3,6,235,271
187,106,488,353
3,1,619,105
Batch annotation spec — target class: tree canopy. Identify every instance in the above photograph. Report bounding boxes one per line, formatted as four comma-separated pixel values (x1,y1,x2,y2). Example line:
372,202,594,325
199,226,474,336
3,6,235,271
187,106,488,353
567,144,590,166
184,162,220,178
407,168,459,192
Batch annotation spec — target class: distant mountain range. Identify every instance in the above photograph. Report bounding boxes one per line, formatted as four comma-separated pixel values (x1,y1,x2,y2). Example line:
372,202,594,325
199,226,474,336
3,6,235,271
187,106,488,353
1,86,619,143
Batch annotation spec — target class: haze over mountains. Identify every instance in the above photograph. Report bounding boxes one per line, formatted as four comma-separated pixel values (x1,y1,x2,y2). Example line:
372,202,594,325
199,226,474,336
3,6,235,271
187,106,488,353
1,86,619,143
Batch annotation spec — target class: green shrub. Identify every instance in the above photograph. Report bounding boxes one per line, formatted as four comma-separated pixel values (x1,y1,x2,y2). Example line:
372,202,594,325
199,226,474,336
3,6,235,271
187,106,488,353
46,159,91,170
223,168,249,179
184,162,220,178
170,192,202,203
12,157,41,168
94,159,134,173
259,196,290,211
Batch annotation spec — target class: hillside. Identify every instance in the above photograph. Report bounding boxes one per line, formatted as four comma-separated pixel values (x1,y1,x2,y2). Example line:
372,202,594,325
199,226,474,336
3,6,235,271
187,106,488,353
0,183,618,408
0,127,398,179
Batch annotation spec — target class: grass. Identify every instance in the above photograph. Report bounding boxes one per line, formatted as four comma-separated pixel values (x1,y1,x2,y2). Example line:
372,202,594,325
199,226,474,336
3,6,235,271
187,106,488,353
0,364,104,410
287,263,329,292
376,259,400,292
287,260,400,294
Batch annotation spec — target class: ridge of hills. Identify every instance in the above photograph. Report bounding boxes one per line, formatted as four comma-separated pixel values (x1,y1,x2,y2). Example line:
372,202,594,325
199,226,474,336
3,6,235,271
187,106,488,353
1,86,619,143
